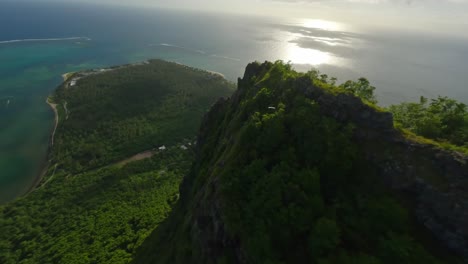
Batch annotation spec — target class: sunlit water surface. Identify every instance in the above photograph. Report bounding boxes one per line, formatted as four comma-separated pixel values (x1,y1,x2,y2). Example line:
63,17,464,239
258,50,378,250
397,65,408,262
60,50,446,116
1,2,467,203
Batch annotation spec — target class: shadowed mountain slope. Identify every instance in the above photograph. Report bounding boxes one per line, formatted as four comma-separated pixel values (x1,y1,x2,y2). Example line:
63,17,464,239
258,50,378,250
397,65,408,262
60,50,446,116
134,61,467,264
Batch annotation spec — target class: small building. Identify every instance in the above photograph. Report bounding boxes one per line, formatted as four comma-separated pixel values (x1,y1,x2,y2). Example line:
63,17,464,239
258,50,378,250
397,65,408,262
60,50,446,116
158,145,167,151
268,106,276,110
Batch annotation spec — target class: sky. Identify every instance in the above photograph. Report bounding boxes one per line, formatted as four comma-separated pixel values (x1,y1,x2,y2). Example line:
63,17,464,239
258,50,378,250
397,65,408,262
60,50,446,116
8,0,468,37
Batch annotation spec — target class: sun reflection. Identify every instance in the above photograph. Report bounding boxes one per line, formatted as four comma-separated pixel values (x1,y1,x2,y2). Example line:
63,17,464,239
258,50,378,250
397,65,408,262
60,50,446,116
301,19,343,31
284,43,332,66
272,19,352,67
311,38,342,47
280,42,350,67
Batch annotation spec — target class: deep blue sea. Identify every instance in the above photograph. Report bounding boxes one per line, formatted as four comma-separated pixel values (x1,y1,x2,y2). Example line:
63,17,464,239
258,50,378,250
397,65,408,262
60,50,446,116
1,1,468,203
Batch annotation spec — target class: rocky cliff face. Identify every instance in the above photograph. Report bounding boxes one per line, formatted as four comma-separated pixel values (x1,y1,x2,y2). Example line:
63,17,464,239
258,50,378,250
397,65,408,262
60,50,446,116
371,137,468,258
239,61,468,259
134,61,467,264
281,67,468,258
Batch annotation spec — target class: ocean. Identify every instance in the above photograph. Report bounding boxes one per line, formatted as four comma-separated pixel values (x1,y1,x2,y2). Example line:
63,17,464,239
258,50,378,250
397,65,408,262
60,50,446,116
1,1,467,203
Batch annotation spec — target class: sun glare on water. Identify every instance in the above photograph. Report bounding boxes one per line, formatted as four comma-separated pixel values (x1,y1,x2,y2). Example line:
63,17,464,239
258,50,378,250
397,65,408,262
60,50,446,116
285,44,333,66
277,18,351,66
301,19,344,31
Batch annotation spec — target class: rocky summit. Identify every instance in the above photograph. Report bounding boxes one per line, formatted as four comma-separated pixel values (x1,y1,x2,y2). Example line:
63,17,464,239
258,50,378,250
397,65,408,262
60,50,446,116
135,61,467,264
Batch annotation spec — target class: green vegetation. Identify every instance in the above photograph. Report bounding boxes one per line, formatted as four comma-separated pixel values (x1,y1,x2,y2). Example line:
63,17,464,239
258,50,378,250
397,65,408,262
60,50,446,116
313,67,468,150
306,69,377,104
135,61,459,264
1,150,189,264
339,77,378,104
51,60,233,173
389,96,468,147
1,60,464,264
0,60,233,264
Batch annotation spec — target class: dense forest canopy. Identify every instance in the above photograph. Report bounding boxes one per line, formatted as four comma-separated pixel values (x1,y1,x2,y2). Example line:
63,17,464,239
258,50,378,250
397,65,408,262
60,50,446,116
52,60,234,173
1,60,466,264
0,60,234,264
389,96,468,147
134,61,465,264
309,67,468,149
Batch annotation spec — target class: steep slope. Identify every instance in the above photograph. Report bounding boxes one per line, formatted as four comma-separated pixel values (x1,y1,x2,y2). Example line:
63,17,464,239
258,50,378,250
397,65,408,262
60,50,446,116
134,61,467,264
0,60,234,264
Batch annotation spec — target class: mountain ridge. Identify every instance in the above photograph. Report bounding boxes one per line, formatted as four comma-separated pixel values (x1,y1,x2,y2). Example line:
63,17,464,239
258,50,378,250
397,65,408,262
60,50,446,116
134,61,467,263
1,60,466,264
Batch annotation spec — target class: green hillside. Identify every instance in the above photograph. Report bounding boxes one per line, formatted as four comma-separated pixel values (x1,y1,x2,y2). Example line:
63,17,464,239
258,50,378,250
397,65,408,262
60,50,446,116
1,60,466,264
0,60,234,264
133,61,466,264
51,60,233,172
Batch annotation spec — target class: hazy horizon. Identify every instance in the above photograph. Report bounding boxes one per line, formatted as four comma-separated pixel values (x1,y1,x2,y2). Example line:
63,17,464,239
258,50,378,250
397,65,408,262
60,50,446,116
3,0,468,39
1,0,467,203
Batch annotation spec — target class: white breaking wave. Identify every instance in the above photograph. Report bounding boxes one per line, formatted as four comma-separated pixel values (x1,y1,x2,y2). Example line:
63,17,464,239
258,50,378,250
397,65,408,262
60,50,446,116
210,54,241,62
160,43,178,47
0,37,91,45
159,43,206,54
2,96,14,108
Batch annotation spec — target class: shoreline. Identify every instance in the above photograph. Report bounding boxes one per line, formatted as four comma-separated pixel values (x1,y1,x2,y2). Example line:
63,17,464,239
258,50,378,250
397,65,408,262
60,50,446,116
25,59,227,196
46,97,59,147
27,64,143,195
207,70,225,78
62,72,75,82
27,97,59,194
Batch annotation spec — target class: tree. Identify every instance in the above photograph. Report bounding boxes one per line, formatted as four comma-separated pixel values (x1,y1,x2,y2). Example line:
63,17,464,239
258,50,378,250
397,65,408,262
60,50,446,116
309,217,341,257
389,96,468,146
340,78,378,104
